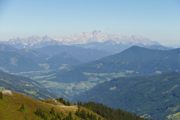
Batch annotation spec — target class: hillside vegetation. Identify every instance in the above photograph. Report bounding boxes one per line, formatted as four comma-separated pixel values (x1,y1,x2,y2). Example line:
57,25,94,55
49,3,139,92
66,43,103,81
76,101,151,120
72,72,180,120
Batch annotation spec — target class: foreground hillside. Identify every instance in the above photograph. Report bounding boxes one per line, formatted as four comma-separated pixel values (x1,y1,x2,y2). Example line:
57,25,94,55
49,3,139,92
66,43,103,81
0,91,147,120
72,72,180,120
0,91,77,120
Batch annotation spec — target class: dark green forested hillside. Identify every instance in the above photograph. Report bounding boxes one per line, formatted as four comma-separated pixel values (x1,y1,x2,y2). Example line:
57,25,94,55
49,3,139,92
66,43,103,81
76,101,151,120
72,72,180,120
0,71,61,100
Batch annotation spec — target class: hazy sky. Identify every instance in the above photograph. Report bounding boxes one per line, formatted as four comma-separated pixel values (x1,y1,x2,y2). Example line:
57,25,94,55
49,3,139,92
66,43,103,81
0,0,180,46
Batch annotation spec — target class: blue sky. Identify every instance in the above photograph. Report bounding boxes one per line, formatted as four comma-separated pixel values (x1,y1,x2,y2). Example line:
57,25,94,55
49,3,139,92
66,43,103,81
0,0,180,46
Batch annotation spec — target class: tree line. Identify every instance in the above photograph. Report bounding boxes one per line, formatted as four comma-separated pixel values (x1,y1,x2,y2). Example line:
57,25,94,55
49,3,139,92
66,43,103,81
75,105,101,120
56,97,71,106
77,101,153,120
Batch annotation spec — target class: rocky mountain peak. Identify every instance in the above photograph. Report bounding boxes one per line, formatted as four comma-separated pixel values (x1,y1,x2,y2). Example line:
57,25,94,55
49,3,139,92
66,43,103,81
4,30,160,49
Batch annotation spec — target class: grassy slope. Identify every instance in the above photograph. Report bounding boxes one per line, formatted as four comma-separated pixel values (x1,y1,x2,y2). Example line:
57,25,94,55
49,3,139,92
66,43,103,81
167,112,180,120
0,91,104,120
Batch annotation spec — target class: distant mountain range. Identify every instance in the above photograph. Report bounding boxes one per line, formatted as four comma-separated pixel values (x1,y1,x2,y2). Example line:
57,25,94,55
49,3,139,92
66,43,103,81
72,72,180,120
54,30,159,45
0,43,111,73
2,30,161,53
35,45,111,63
75,42,172,53
4,35,58,49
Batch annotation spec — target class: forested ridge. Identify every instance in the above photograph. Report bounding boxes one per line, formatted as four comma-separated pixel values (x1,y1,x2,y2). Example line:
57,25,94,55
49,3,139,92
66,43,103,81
77,101,152,120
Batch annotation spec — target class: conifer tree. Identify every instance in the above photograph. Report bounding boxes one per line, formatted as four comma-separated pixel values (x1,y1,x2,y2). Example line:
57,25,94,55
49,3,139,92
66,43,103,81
64,112,73,120
50,107,55,115
0,92,3,99
56,112,61,120
19,104,25,112
69,112,73,120
81,110,87,119
67,100,71,106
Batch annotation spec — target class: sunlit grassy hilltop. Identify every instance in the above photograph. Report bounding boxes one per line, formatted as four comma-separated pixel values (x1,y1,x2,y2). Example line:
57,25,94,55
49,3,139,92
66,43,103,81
0,90,103,120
